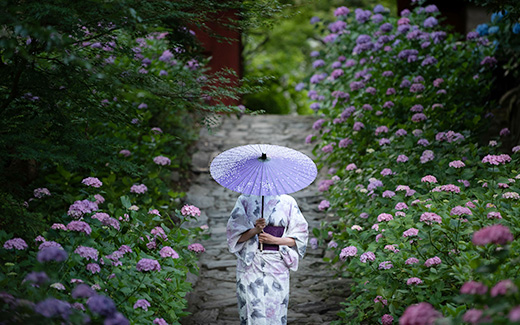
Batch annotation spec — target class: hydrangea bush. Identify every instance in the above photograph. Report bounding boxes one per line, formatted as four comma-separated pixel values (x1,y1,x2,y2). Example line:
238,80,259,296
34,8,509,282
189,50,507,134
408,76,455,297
0,181,207,324
302,2,520,323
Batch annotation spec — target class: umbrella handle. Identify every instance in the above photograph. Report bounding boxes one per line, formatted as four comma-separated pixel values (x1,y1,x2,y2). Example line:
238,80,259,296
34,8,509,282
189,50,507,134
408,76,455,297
260,230,264,251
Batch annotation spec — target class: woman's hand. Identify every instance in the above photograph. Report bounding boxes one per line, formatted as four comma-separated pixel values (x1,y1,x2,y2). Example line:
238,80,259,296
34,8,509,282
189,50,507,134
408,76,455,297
258,232,279,245
254,218,266,234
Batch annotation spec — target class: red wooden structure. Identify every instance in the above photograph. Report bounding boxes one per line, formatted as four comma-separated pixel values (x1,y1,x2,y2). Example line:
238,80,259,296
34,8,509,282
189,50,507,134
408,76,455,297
193,11,242,106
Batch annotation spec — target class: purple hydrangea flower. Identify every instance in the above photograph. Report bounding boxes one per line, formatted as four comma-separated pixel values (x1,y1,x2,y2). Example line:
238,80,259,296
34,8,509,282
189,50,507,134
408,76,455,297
87,294,116,317
37,247,68,263
3,238,28,250
153,156,171,166
423,17,438,28
72,284,95,298
81,177,103,188
35,298,71,319
133,299,151,311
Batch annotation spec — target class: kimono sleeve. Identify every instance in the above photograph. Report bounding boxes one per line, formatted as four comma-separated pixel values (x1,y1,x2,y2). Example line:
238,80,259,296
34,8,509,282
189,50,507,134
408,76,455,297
284,197,309,258
226,196,254,255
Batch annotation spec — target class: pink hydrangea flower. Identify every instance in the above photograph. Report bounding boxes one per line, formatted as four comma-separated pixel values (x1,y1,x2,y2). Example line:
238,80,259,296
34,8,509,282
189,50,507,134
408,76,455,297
86,263,101,274
136,258,161,272
134,299,151,311
472,224,514,246
67,221,92,235
119,149,131,157
382,314,393,325
346,163,357,171
407,277,423,285
35,235,46,242
412,113,427,122
188,243,205,253
377,213,393,222
159,247,179,259
74,246,99,261
82,177,103,188
153,318,168,325
381,168,393,176
405,257,419,265
318,200,330,211
378,261,393,270
420,150,434,163
420,212,442,225
321,144,334,153
487,211,502,219
130,184,148,194
68,199,99,218
39,241,62,250
500,128,510,136
375,125,389,135
379,138,391,146
3,238,28,250
399,302,442,324
403,228,418,237
462,309,489,324
482,154,512,165
396,155,408,163
460,281,488,295
424,256,442,267
449,160,465,168
395,202,408,210
94,194,105,205
384,245,399,253
340,246,358,260
450,206,472,216
153,156,171,166
374,295,388,306
491,279,518,297
502,192,520,199
509,306,520,322
360,251,375,263
34,188,51,198
181,205,201,217
382,190,395,198
51,223,67,230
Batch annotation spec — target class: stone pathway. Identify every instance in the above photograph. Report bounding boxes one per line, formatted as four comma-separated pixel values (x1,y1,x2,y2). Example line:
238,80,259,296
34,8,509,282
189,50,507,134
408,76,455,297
180,115,352,325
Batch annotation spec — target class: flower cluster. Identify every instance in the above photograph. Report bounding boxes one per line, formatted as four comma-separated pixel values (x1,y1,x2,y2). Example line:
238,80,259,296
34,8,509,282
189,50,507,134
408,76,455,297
180,204,201,217
81,177,103,188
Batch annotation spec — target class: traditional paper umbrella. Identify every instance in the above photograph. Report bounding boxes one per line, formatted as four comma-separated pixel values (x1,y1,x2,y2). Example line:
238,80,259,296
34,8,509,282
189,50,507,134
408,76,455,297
210,144,317,249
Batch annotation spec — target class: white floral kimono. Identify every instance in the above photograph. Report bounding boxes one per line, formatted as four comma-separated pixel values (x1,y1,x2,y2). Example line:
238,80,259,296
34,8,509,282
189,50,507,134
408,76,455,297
226,194,308,325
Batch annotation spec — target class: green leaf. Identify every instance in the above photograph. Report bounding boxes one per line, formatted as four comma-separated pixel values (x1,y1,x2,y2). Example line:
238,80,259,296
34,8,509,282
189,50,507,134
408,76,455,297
121,196,131,209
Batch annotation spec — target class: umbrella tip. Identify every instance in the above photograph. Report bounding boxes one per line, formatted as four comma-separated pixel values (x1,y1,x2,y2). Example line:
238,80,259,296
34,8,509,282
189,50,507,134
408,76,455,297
260,153,267,161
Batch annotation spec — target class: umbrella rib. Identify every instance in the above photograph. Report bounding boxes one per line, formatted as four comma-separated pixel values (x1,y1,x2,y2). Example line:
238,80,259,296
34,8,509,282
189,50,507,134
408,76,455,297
283,157,316,183
225,159,260,194
265,161,291,195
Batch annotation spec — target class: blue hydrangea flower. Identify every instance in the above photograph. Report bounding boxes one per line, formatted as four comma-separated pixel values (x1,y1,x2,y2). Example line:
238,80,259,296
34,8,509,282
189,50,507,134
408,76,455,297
373,4,385,13
491,11,505,23
488,26,499,34
476,23,489,36
513,23,520,34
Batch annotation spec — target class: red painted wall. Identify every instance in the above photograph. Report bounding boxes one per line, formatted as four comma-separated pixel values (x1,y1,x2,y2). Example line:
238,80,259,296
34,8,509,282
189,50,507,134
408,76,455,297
193,11,242,106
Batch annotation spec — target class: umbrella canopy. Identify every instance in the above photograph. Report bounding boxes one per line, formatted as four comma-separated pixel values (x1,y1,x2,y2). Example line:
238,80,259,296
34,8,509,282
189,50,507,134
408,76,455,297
210,144,317,196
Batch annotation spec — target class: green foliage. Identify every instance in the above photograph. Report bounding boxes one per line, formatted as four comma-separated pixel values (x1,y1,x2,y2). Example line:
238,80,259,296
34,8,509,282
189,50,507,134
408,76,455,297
242,0,396,115
0,185,209,324
300,0,520,323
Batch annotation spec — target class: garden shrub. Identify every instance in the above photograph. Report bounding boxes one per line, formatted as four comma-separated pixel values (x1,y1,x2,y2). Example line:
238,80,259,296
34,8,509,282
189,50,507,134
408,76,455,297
301,1,520,324
0,177,207,324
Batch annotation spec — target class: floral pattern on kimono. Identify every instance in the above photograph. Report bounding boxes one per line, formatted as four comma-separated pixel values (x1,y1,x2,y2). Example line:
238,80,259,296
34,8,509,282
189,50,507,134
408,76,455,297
226,194,308,325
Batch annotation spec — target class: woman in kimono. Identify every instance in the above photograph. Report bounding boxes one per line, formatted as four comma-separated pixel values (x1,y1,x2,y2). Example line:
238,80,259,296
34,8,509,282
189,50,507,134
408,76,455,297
226,194,308,325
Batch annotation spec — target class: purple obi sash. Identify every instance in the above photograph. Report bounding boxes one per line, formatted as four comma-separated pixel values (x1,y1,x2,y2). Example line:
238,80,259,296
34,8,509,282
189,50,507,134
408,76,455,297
261,225,285,251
